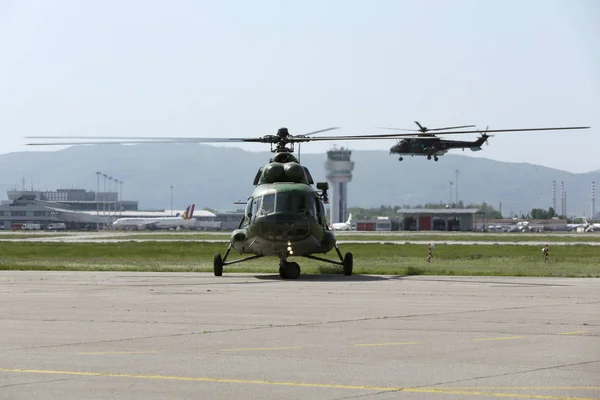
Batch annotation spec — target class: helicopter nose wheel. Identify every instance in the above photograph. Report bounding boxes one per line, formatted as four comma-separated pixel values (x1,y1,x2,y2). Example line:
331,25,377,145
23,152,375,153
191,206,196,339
434,156,439,161
213,253,223,276
427,155,432,160
279,261,301,280
398,157,403,161
343,252,353,276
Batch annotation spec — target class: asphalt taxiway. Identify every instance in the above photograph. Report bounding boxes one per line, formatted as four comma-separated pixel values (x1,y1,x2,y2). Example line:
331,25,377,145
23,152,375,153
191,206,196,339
1,272,598,399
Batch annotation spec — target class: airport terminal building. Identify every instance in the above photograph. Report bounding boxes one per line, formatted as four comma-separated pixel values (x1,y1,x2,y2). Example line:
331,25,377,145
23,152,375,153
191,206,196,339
0,189,217,230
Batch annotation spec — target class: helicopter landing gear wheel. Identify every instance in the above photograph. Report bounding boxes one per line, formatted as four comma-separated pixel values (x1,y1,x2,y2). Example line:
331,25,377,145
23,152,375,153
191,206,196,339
427,155,432,160
398,157,403,161
213,253,223,276
434,156,439,161
279,261,301,280
343,252,353,276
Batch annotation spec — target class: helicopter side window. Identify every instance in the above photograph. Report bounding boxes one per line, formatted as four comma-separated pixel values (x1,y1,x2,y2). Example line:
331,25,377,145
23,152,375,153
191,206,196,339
316,198,326,225
306,195,318,221
245,198,253,222
253,196,262,220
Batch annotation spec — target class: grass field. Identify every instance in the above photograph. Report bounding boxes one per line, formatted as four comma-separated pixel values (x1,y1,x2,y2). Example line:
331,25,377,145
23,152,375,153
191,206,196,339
85,232,600,243
1,241,599,277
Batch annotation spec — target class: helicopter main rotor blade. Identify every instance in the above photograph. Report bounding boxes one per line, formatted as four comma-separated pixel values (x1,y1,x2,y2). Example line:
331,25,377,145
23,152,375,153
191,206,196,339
426,125,476,131
25,137,254,146
291,134,421,142
413,126,591,135
375,127,420,132
375,124,476,132
290,125,590,142
299,127,341,136
25,126,590,147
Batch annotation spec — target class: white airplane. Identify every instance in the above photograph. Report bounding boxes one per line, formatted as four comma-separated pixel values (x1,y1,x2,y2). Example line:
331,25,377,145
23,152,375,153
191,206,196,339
113,204,196,230
506,220,531,233
331,213,353,231
567,217,600,232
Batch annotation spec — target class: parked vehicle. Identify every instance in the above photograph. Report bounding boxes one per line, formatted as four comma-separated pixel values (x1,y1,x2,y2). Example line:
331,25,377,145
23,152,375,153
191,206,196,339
47,223,67,231
22,223,42,230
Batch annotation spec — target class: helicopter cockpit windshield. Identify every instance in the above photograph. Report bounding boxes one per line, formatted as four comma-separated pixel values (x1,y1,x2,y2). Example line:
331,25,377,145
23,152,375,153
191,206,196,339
251,192,318,220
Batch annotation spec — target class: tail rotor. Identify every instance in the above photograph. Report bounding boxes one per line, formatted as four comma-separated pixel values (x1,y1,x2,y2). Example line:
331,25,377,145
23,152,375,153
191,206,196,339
481,126,494,146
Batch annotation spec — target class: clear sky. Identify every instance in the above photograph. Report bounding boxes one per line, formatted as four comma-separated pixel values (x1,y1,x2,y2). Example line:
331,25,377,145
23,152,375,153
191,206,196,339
1,0,598,173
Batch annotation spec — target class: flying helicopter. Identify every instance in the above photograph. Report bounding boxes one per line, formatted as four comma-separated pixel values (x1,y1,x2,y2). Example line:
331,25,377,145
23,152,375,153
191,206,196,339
375,121,590,161
25,123,590,278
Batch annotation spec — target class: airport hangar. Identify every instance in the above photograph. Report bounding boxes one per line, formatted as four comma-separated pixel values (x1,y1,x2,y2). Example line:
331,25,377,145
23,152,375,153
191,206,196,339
351,208,484,232
0,189,217,230
396,208,484,231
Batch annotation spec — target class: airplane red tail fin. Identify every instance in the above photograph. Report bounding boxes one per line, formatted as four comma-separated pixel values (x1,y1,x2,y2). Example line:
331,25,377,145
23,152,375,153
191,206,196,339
180,205,191,219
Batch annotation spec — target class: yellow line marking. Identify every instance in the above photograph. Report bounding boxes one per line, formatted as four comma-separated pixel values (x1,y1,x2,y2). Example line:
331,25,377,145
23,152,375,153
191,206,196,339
221,347,302,352
409,388,600,399
473,336,525,341
78,351,157,355
353,341,421,347
559,331,586,335
0,368,598,399
0,368,399,391
441,387,600,390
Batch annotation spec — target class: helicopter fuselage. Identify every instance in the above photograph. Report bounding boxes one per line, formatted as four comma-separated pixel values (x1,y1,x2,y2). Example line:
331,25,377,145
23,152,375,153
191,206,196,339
389,136,488,160
230,183,335,258
212,151,353,280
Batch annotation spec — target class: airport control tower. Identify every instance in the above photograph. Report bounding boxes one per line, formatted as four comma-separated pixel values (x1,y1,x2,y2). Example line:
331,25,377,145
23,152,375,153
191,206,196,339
325,146,355,224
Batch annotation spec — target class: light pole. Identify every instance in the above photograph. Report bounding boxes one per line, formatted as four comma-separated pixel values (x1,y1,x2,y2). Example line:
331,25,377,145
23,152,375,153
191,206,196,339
170,185,174,216
455,169,459,205
96,172,101,231
102,174,107,228
110,177,115,225
448,181,454,205
119,180,123,217
111,177,117,220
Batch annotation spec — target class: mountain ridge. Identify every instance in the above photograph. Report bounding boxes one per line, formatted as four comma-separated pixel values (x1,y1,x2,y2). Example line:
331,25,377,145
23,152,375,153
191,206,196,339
0,144,597,217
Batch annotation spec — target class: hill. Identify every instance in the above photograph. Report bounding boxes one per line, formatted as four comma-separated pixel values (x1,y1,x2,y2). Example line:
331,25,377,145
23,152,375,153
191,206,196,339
0,144,598,217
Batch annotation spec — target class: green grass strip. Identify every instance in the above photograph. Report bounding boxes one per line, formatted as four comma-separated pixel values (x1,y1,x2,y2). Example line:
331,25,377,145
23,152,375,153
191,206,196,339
0,242,598,277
